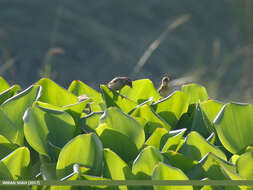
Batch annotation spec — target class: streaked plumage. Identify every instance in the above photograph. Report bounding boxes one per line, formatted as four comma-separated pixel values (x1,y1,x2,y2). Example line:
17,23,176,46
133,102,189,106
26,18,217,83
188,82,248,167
158,76,170,98
107,77,132,91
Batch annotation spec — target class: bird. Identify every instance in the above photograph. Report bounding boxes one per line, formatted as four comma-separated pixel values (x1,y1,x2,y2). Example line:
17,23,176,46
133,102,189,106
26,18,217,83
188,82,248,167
107,77,133,92
158,76,170,98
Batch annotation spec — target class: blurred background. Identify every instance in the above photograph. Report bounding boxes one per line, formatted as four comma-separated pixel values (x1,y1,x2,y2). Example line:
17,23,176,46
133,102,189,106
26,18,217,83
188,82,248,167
0,0,253,102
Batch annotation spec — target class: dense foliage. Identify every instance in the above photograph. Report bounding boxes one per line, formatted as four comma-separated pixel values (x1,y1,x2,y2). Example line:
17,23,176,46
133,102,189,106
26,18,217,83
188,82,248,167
1,76,253,190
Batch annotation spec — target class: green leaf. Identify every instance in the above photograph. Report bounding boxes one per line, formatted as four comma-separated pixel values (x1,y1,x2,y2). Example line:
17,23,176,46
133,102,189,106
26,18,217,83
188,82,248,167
0,109,18,144
68,80,105,112
37,78,78,106
152,91,189,128
103,148,134,182
56,133,103,179
145,128,168,150
96,107,145,162
100,84,137,114
23,102,76,158
179,131,227,161
80,112,103,132
1,147,30,180
214,103,253,154
1,85,41,145
152,162,193,190
0,161,13,180
236,151,253,180
0,135,19,160
186,153,235,180
162,151,198,172
0,85,21,105
0,77,10,93
132,146,163,179
161,128,187,152
182,83,208,104
121,79,160,103
131,104,171,133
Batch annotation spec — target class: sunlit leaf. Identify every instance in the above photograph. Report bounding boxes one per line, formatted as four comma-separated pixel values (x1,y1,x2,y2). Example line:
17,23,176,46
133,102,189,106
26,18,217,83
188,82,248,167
132,146,163,179
56,133,103,179
0,77,10,93
23,102,76,158
1,85,41,145
152,162,193,190
0,85,21,105
182,83,208,104
121,79,160,103
96,107,145,162
152,91,189,128
179,131,226,161
214,103,253,154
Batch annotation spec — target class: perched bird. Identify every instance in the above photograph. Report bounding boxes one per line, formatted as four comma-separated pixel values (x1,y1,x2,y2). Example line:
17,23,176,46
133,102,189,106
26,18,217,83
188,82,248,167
107,77,132,92
158,76,170,98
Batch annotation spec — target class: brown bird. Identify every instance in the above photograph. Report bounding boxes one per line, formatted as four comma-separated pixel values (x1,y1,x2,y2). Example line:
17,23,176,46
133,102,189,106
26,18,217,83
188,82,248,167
107,77,132,92
158,76,170,98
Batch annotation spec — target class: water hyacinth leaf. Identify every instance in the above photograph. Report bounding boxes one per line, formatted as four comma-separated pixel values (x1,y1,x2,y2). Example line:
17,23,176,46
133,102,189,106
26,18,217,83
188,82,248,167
80,112,103,132
100,84,137,114
81,175,114,190
236,151,253,180
162,151,197,173
131,104,171,132
161,128,187,152
37,78,78,107
103,148,134,182
0,161,13,180
1,85,41,145
200,100,223,132
68,80,105,111
190,103,211,138
96,107,145,161
152,91,189,128
182,83,208,104
0,135,19,160
121,79,160,103
132,146,163,179
179,131,226,161
145,128,168,150
214,103,253,154
152,162,193,190
186,153,235,180
56,133,103,179
23,103,76,158
1,147,30,180
0,109,18,144
0,77,10,92
0,85,21,105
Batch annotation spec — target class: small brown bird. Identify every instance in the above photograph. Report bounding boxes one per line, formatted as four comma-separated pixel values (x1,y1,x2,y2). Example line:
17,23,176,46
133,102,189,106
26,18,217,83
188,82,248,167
107,77,132,92
158,76,170,98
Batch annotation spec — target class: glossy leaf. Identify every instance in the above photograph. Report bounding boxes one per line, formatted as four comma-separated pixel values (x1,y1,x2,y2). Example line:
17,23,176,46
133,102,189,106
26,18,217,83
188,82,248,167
121,79,160,103
68,80,105,111
103,148,134,185
0,85,21,105
145,128,168,150
101,84,137,114
186,153,235,180
236,151,253,180
179,131,226,161
152,162,193,190
37,78,78,106
162,151,197,172
214,103,253,154
132,146,163,179
0,135,19,160
96,107,145,162
80,112,103,132
23,103,76,158
1,85,41,145
152,91,189,128
0,77,10,92
1,147,30,180
56,133,103,179
182,83,208,104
